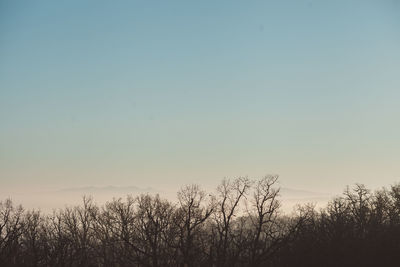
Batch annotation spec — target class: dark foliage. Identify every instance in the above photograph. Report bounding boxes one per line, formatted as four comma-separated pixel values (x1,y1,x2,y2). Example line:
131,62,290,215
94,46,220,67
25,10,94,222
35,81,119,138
1,176,400,266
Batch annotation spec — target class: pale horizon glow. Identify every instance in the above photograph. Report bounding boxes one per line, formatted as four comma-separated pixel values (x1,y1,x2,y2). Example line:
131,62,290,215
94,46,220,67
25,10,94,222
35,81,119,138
1,1,400,209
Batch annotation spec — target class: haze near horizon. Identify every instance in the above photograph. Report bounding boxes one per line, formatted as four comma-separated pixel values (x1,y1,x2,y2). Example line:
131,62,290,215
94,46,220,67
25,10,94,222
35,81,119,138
1,1,400,207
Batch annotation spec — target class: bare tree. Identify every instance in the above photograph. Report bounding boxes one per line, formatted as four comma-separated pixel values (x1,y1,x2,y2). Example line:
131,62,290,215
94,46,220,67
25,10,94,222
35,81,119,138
133,194,177,267
212,176,251,267
344,184,371,237
20,210,46,266
389,183,400,225
60,196,98,266
1,178,400,267
93,196,136,266
0,199,24,266
247,175,281,266
175,184,214,267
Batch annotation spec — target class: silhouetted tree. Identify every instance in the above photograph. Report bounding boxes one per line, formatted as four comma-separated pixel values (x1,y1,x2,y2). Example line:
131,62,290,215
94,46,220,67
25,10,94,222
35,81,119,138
0,199,24,266
246,175,281,266
175,185,213,267
1,178,400,266
211,176,251,267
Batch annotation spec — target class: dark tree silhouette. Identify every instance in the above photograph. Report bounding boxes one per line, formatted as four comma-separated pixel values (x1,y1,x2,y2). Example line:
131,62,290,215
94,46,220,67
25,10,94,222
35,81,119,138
1,178,400,266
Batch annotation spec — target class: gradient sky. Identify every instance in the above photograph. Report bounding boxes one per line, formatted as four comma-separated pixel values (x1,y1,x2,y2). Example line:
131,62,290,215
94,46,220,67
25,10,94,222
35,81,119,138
1,0,400,196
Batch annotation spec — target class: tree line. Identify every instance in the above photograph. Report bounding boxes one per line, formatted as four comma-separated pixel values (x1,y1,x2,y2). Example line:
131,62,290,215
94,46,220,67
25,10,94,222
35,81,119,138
1,175,400,267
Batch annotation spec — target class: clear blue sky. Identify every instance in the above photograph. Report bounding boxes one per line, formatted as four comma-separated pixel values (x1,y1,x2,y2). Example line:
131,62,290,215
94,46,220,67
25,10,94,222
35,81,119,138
1,0,400,194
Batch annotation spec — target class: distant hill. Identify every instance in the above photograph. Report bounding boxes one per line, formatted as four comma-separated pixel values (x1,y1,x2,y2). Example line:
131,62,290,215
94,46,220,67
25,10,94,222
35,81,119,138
58,185,154,193
280,187,330,199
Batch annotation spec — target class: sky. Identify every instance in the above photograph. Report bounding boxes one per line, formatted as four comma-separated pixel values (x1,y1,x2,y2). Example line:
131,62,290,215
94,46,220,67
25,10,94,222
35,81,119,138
1,0,400,202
